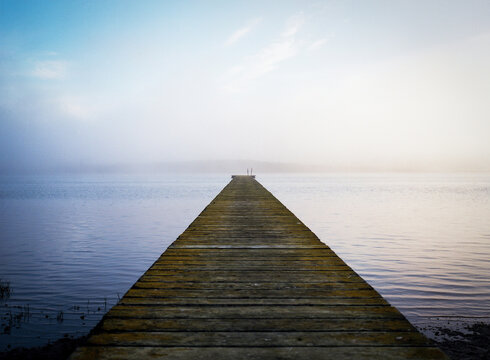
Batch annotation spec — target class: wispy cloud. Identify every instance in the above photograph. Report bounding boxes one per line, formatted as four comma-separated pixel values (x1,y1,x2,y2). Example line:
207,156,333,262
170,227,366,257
31,60,68,79
223,13,304,91
55,95,93,120
224,18,261,46
308,37,328,51
245,39,297,79
281,12,304,37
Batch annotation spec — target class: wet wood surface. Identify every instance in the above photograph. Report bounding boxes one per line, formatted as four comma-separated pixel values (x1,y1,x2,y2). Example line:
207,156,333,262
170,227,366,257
70,176,447,359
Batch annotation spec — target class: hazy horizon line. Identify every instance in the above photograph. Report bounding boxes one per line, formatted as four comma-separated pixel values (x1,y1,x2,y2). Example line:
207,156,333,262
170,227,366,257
2,159,489,175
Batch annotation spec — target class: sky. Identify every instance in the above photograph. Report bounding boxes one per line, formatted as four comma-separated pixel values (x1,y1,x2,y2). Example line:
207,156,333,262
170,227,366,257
1,0,489,173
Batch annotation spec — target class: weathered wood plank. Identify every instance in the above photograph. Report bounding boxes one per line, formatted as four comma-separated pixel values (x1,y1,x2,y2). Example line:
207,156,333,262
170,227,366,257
132,281,373,290
106,305,404,319
99,318,416,332
119,297,389,306
161,248,336,255
87,331,431,347
139,271,365,282
151,265,351,270
70,346,448,360
123,288,382,298
154,258,348,265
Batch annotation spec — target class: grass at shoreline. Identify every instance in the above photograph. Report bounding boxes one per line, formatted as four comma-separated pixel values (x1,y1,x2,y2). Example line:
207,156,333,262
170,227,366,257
0,336,87,360
431,322,490,360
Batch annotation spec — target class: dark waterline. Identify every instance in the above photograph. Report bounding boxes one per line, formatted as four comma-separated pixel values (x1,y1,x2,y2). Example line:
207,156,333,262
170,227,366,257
1,173,489,351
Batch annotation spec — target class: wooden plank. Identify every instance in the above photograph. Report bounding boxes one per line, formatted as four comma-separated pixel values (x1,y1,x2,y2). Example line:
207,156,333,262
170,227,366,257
161,248,336,255
138,273,365,283
132,281,373,290
87,331,431,347
153,258,348,264
119,297,389,306
69,176,447,359
70,346,448,360
105,305,404,319
150,265,351,270
99,318,416,332
123,288,382,298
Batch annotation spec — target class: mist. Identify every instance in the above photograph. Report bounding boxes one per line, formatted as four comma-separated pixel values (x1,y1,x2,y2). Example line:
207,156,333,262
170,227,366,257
1,0,490,174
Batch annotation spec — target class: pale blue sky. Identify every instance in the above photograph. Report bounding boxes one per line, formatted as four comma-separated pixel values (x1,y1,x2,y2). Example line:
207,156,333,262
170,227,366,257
1,0,489,172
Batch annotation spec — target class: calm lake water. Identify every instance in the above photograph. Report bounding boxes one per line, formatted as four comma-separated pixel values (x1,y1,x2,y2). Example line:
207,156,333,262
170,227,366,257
1,173,489,350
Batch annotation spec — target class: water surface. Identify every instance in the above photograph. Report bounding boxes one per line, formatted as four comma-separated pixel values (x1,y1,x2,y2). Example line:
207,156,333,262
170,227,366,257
260,173,490,328
0,173,489,350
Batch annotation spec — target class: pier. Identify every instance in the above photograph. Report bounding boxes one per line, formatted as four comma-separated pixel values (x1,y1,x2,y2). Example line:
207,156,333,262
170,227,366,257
70,176,447,359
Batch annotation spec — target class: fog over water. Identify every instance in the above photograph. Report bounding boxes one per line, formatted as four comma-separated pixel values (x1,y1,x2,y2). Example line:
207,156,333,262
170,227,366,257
1,1,490,173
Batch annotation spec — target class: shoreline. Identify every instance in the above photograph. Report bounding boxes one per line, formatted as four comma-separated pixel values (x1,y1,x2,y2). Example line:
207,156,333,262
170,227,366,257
0,336,87,360
0,322,488,360
427,322,490,360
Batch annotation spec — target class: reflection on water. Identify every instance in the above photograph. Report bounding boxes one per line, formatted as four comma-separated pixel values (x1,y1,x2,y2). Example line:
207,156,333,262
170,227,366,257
0,174,224,350
1,173,489,350
260,173,490,329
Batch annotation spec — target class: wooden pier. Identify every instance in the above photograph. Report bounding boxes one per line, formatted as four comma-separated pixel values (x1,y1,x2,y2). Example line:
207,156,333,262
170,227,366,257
70,176,447,359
